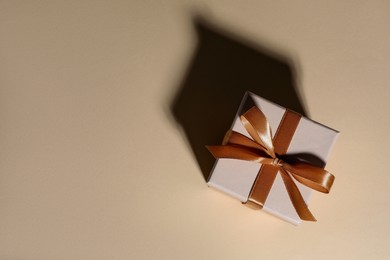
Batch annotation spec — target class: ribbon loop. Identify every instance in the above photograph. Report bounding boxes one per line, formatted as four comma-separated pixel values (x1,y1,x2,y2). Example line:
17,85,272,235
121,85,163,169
241,107,276,158
283,163,334,194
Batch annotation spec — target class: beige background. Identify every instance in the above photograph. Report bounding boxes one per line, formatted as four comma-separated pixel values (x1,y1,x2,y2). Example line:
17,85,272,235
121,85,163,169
1,1,389,259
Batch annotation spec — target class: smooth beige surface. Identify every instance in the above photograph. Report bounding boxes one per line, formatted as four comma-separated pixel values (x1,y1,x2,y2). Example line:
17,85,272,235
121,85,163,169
1,1,389,259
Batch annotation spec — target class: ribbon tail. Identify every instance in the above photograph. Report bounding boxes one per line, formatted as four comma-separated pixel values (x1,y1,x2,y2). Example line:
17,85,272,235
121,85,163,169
279,168,317,222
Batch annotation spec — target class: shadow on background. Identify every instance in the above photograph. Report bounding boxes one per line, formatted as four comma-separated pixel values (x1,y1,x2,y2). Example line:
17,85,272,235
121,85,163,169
170,17,307,181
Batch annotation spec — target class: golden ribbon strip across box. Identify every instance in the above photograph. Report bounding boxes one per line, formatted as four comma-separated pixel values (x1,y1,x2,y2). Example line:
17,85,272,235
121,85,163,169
207,106,335,221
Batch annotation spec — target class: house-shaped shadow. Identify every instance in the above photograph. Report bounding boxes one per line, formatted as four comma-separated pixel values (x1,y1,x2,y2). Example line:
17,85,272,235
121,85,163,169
170,17,307,180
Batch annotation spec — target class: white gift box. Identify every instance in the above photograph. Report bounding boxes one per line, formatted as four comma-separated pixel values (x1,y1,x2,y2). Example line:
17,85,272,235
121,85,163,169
207,92,339,225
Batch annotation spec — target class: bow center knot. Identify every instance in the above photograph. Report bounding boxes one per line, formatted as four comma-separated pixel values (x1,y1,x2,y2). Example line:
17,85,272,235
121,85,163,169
272,158,283,167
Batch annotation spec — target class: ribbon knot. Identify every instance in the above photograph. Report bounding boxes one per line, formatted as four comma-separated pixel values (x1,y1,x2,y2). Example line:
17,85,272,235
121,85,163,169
207,106,335,222
271,158,283,167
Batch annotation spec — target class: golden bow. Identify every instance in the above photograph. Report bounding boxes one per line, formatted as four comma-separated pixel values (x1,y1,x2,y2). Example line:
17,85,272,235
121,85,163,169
207,106,335,221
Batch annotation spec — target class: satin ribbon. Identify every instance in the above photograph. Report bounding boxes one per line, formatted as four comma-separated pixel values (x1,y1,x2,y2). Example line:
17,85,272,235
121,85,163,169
207,106,335,221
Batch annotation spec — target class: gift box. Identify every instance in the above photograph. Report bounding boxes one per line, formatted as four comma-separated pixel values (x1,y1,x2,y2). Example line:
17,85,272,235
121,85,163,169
207,92,339,225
